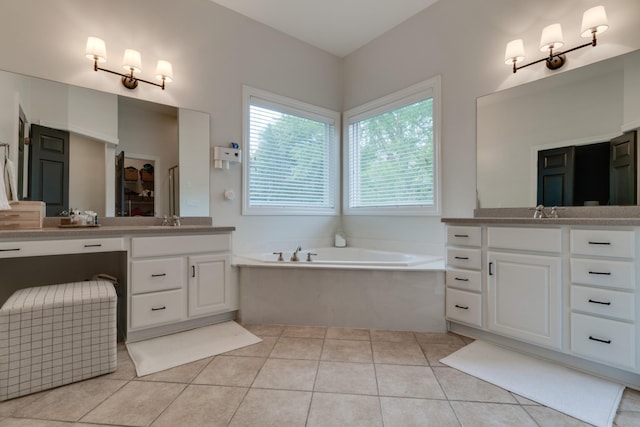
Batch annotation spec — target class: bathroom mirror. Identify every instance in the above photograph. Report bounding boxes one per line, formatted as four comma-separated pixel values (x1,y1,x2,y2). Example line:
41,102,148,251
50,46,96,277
477,49,640,208
0,69,210,217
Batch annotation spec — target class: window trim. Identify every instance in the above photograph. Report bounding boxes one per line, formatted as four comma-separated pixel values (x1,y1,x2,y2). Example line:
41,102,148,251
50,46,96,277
242,85,341,216
342,75,441,216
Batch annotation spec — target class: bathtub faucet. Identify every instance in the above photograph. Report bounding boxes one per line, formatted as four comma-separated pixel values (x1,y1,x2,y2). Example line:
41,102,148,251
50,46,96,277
290,245,302,261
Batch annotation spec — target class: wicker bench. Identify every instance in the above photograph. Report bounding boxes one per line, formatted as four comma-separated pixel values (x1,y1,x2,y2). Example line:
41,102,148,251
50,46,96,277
0,280,117,400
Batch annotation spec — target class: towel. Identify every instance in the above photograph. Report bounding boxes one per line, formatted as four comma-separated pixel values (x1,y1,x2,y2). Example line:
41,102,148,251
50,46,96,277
4,157,17,201
0,158,10,210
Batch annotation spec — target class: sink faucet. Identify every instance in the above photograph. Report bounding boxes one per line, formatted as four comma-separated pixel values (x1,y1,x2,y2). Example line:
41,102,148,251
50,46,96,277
290,245,302,261
532,205,560,219
171,215,181,226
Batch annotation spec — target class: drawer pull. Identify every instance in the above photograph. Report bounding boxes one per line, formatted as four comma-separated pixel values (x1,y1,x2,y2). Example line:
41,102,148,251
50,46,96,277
454,277,469,282
454,256,469,260
454,234,469,238
454,304,469,310
84,244,102,248
588,336,611,344
588,241,611,246
588,271,611,276
151,273,167,278
588,299,611,306
151,306,167,311
0,248,20,252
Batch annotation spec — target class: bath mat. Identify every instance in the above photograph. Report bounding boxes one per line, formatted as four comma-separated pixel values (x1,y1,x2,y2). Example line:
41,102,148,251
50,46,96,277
126,321,262,376
440,340,624,427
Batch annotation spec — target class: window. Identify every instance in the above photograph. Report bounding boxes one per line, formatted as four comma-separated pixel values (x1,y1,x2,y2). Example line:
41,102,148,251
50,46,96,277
343,76,441,215
242,86,340,215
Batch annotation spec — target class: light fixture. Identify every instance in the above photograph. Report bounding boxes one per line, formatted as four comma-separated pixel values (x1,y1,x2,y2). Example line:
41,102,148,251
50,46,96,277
85,36,173,90
505,5,609,74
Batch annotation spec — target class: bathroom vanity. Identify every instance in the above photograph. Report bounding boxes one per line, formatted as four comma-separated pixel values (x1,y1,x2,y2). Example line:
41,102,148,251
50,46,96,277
0,220,236,342
443,211,640,388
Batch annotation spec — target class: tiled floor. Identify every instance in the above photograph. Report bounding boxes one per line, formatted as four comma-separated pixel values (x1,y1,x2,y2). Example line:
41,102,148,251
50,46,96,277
0,324,639,426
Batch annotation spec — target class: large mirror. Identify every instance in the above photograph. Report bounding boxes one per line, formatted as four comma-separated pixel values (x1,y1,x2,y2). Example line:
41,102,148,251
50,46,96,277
477,49,640,208
0,69,210,217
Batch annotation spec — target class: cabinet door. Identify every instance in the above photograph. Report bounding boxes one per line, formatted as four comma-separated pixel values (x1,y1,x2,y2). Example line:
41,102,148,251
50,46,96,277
188,254,231,318
487,251,562,349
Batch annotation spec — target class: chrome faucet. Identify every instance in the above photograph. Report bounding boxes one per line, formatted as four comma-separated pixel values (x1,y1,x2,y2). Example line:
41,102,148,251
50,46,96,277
532,205,560,219
171,215,181,226
290,245,302,261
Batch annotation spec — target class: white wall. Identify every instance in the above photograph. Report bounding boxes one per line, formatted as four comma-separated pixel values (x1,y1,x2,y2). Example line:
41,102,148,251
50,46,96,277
69,133,106,215
0,0,639,256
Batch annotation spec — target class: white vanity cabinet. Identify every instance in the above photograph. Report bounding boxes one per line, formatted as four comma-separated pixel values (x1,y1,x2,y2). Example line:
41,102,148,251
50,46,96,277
445,226,482,327
487,227,562,349
569,229,637,369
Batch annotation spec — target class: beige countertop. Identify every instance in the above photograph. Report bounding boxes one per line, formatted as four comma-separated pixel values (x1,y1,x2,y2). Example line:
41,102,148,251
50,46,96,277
442,217,640,226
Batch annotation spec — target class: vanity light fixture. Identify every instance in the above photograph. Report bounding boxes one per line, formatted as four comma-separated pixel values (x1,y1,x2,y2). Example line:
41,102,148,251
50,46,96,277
504,5,609,73
85,36,173,90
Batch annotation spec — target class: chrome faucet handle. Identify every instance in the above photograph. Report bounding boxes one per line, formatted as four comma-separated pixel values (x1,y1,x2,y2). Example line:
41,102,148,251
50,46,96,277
161,215,170,226
532,204,546,219
549,206,559,219
272,251,284,261
290,251,299,262
171,215,181,226
306,252,317,262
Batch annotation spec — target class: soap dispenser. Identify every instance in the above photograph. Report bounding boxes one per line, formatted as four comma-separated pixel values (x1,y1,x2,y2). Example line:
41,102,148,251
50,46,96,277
334,229,347,248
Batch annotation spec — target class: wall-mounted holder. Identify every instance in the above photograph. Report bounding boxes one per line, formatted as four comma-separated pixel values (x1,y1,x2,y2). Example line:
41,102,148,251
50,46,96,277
213,146,241,169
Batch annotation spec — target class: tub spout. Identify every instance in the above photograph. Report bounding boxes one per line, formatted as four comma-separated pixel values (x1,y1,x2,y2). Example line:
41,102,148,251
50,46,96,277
290,245,302,261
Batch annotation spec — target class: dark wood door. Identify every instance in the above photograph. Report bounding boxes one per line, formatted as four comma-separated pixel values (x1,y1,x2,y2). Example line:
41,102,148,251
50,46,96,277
17,108,26,200
610,131,637,205
115,151,125,216
537,146,575,206
28,124,70,216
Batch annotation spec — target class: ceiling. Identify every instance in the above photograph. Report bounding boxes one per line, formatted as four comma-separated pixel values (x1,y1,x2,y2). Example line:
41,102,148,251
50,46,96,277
208,0,441,57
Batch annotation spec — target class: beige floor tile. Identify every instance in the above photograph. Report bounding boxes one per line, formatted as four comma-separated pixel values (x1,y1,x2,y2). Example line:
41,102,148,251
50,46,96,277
380,397,461,427
523,405,593,426
511,392,540,405
103,349,137,380
415,332,466,345
372,341,428,365
0,419,78,426
614,411,640,426
620,388,640,411
450,401,538,427
307,392,383,427
432,367,517,403
282,325,327,338
314,362,377,395
224,336,277,357
270,337,323,359
80,380,186,426
193,356,265,387
241,324,285,337
0,392,45,417
136,356,212,383
420,342,465,366
376,364,445,399
151,385,246,427
326,327,371,341
371,330,417,343
14,378,127,422
228,389,311,427
321,339,373,363
252,358,318,391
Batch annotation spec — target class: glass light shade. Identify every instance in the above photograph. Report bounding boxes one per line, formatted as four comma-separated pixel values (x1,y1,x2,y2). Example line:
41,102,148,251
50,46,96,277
155,60,173,83
85,36,107,62
539,23,564,51
581,6,609,37
122,49,142,74
504,39,525,64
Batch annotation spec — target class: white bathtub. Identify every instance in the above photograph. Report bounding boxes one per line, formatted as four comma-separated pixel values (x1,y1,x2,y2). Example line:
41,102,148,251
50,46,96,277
240,247,442,269
235,247,446,332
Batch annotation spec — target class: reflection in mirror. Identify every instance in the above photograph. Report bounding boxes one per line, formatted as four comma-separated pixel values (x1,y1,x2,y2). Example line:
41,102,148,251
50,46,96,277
0,68,210,217
477,49,640,208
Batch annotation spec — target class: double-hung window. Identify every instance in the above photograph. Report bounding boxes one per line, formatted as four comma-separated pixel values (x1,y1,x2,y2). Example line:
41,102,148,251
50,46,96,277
343,76,441,215
242,86,340,215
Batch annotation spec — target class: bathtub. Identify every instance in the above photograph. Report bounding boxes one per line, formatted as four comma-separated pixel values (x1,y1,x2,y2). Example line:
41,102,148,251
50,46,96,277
234,247,446,332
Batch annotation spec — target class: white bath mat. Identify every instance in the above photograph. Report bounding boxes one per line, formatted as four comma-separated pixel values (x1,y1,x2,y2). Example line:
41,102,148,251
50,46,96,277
126,321,262,376
440,340,624,427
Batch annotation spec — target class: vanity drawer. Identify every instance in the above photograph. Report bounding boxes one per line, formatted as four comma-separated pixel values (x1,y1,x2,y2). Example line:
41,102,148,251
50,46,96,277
488,227,561,253
571,313,635,369
131,234,231,258
130,289,185,329
446,226,481,247
0,237,124,259
446,288,482,327
446,248,481,270
446,268,482,292
570,258,635,290
131,257,186,295
570,285,635,321
571,229,635,258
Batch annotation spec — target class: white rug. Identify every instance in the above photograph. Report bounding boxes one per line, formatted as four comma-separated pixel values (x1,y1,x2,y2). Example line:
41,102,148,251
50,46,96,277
440,340,624,427
126,321,262,376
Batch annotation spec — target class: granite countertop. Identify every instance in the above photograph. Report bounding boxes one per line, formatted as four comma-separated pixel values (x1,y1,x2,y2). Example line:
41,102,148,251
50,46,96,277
442,217,640,226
